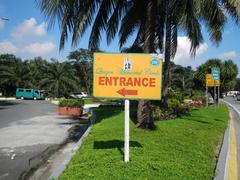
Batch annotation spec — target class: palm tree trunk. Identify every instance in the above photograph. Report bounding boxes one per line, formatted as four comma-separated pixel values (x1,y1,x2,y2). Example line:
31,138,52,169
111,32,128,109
162,0,171,104
136,0,156,130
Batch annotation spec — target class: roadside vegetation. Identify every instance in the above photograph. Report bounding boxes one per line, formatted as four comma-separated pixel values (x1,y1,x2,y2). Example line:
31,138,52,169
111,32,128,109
0,53,237,100
59,104,228,180
0,53,238,123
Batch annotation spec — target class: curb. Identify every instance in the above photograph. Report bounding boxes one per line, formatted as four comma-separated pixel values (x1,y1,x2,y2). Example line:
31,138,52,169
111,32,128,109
50,110,96,179
214,100,239,180
214,120,230,180
0,97,16,100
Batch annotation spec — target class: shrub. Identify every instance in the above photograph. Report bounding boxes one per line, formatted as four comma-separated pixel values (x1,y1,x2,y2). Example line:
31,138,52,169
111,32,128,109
167,98,181,112
59,99,84,107
152,100,189,120
168,88,183,103
191,90,205,101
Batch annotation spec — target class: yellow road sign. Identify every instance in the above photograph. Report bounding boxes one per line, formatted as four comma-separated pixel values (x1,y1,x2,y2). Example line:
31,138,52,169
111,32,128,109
93,53,163,99
206,74,220,87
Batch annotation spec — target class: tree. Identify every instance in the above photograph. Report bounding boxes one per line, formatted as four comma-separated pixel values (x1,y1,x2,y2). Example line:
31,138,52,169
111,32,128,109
221,60,238,92
170,63,194,97
235,78,240,91
38,0,240,129
39,60,78,97
194,59,238,94
0,54,32,96
27,57,48,89
67,48,95,95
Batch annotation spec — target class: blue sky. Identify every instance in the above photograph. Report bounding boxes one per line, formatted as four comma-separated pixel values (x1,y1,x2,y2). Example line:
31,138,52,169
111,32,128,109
0,0,240,70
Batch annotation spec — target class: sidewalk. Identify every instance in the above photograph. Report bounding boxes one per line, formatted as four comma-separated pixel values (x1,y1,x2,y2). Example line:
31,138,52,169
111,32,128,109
29,103,99,179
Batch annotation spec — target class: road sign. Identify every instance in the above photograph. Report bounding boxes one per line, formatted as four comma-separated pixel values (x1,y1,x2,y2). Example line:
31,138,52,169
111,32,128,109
206,74,220,87
211,67,220,80
93,53,163,99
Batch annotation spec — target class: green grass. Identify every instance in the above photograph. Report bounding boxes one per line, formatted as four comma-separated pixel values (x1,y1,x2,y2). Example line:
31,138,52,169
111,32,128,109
59,105,228,180
84,97,121,105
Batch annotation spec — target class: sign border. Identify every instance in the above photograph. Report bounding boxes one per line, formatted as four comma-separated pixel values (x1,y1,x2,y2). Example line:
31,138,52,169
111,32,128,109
93,52,163,100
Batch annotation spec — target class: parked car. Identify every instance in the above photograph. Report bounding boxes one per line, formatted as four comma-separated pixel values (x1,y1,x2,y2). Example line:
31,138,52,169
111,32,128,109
70,92,88,99
227,91,239,97
220,93,226,98
208,96,214,104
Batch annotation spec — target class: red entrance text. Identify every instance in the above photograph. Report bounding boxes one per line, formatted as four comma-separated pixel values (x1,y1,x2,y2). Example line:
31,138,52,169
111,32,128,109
98,76,156,87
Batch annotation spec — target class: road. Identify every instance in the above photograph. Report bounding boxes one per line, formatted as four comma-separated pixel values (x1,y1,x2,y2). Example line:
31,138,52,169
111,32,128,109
0,100,73,180
222,97,240,179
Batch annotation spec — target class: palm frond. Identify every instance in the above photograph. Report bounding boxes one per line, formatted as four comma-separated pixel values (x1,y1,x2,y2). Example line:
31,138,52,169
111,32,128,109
89,0,117,50
119,0,146,48
72,0,100,48
106,0,128,45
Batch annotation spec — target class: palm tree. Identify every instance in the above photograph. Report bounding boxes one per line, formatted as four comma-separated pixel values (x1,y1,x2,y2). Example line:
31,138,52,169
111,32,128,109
171,65,194,96
0,58,32,96
221,60,238,92
28,57,48,89
40,60,78,97
67,48,94,95
38,0,240,129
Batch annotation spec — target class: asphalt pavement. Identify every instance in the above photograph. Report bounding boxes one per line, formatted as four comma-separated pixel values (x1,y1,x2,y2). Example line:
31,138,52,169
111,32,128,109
0,100,73,180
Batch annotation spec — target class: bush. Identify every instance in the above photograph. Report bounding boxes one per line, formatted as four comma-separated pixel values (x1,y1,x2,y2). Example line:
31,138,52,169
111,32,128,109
168,88,183,103
191,90,205,101
152,100,189,121
167,98,181,112
59,99,84,107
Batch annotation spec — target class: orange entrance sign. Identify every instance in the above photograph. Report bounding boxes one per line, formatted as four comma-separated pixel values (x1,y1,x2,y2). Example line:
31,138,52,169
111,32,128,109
93,53,163,99
206,74,220,87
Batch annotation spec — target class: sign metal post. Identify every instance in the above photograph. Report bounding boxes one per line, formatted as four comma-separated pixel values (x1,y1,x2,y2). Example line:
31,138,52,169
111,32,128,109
214,81,216,112
206,86,208,107
124,99,130,162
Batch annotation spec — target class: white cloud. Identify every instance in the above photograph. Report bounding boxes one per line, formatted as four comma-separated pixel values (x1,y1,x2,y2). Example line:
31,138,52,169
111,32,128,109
173,36,208,66
0,17,57,59
22,42,55,55
219,51,238,60
0,20,5,30
11,17,46,42
0,41,18,54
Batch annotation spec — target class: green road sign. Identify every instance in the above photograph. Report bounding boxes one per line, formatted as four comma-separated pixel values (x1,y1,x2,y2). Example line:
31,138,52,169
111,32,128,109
211,67,220,80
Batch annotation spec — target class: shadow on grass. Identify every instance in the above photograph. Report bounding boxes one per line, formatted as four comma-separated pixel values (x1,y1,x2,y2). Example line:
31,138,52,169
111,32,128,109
93,105,124,125
180,109,211,124
214,118,224,122
94,140,143,156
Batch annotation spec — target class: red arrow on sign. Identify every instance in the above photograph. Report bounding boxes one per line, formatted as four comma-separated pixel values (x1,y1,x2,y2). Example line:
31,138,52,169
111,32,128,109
117,88,138,97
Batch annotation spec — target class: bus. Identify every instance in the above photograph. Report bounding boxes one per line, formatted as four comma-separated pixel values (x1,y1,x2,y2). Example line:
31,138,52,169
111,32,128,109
16,88,44,100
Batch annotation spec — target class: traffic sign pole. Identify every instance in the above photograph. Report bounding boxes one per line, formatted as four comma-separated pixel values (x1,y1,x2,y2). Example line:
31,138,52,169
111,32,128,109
206,87,208,107
124,99,130,163
214,81,216,112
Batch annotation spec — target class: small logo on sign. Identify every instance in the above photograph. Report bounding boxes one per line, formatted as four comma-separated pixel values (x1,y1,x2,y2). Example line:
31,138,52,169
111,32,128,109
150,58,160,67
123,56,132,71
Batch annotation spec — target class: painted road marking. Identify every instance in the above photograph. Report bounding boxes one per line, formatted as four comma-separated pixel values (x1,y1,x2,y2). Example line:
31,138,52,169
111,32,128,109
227,111,238,180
